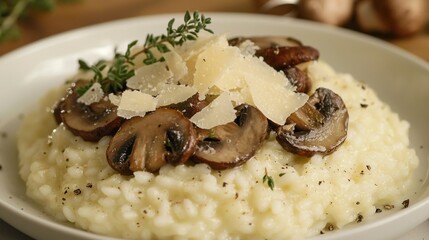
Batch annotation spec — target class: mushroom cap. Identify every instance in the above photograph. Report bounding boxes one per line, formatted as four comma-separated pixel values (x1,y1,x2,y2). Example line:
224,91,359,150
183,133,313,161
374,0,428,37
276,87,349,157
192,104,268,170
282,66,312,93
56,80,124,142
106,108,197,174
228,36,303,49
298,0,355,26
167,93,209,118
356,0,428,37
256,46,320,70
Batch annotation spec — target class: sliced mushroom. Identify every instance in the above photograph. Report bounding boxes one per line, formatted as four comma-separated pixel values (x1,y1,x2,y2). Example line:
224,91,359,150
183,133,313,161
192,104,268,170
256,45,319,70
276,87,348,157
55,80,124,142
228,36,303,49
282,66,312,93
167,93,209,118
106,108,197,174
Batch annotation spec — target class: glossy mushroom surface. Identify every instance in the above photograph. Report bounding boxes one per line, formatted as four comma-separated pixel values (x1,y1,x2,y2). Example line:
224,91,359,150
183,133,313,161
106,108,197,174
276,87,348,157
55,80,124,142
192,104,268,170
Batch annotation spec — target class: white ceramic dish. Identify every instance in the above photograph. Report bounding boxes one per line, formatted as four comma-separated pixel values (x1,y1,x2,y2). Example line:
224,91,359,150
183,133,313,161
0,13,428,240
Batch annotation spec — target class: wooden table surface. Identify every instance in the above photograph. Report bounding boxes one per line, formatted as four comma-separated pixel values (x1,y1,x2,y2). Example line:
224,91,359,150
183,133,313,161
1,0,429,63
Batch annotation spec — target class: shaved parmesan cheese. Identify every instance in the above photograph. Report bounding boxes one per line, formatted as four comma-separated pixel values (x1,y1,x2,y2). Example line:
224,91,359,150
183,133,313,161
156,85,197,107
126,62,173,95
163,50,188,83
190,36,307,125
240,56,308,125
237,40,259,56
193,38,241,97
179,35,229,85
117,90,157,119
77,82,104,105
190,92,236,129
108,93,121,106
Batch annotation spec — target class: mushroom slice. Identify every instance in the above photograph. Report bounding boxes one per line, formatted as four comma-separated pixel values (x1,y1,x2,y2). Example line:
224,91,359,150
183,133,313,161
192,104,268,170
228,36,303,49
256,45,320,70
282,66,312,93
167,93,209,118
106,108,197,174
276,88,348,157
57,80,124,142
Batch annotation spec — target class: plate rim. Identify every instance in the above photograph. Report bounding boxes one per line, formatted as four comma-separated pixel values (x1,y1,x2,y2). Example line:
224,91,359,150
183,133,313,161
1,12,428,240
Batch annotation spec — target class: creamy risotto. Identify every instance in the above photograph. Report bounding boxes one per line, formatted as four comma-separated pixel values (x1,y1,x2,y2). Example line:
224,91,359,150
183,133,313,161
17,13,419,240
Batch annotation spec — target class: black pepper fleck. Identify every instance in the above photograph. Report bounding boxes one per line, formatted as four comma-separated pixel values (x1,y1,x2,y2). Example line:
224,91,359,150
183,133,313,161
74,189,82,195
375,208,382,213
402,199,410,209
235,193,239,199
324,223,334,231
356,214,363,223
86,183,93,188
318,181,322,185
366,165,371,171
0,164,2,170
222,182,227,187
360,103,369,108
356,201,360,205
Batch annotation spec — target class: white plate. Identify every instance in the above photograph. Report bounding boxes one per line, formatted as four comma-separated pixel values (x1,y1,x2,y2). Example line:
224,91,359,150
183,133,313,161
0,13,428,240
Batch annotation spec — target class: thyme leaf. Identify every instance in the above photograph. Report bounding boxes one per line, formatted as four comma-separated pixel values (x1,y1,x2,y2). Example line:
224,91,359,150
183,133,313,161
77,11,213,96
263,168,275,191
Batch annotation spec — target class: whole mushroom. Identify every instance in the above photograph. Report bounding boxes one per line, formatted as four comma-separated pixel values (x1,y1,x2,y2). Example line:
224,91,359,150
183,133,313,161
356,0,428,37
298,0,355,26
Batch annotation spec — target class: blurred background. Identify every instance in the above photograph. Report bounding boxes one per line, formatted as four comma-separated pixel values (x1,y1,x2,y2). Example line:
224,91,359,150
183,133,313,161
0,0,428,239
0,0,428,61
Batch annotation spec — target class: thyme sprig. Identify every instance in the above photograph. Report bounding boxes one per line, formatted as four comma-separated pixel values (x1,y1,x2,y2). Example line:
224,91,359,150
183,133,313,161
77,11,213,96
263,168,275,191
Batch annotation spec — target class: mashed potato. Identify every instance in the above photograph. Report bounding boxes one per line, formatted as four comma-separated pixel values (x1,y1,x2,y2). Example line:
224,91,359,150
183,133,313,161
17,58,419,239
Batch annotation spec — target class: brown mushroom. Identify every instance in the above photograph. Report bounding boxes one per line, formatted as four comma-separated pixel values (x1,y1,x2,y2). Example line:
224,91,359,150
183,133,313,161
167,93,209,118
106,108,197,174
356,0,428,37
298,0,355,26
256,45,319,70
282,66,312,93
276,87,348,157
55,80,124,142
228,36,303,49
192,104,268,170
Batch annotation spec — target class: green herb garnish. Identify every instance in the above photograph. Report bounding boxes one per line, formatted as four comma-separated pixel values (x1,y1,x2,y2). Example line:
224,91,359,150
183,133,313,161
263,168,275,191
77,11,213,96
